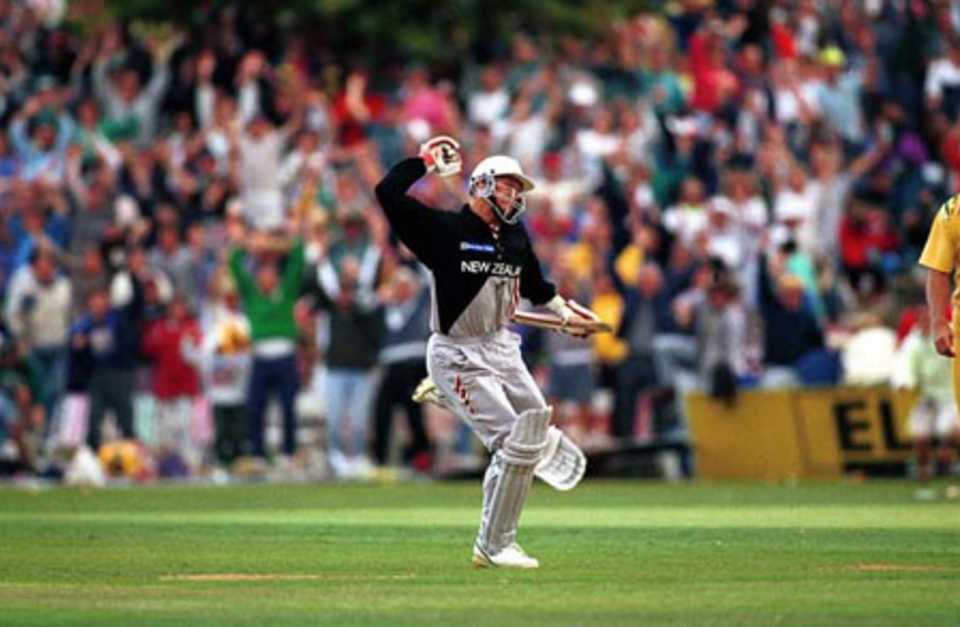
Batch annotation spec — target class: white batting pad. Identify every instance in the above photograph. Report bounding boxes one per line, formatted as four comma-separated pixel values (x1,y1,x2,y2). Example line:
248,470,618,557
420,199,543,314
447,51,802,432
534,427,587,491
477,407,552,553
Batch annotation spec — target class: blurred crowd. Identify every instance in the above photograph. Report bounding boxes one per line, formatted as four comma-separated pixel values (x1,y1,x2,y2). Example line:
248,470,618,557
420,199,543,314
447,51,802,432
0,0,956,482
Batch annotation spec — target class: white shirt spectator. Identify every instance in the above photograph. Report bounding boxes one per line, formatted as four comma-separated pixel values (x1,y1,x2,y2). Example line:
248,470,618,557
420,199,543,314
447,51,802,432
468,88,510,127
575,128,621,161
195,83,216,129
92,55,170,144
528,178,592,220
238,127,287,230
704,198,751,270
733,196,769,232
663,202,708,246
237,80,263,124
774,183,818,225
623,106,660,167
802,173,852,260
500,114,551,174
186,305,252,406
4,265,71,350
773,84,819,125
925,56,960,104
893,328,954,407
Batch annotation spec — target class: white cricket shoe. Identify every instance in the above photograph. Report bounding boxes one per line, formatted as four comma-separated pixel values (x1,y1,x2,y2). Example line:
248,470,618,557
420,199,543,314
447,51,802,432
472,543,540,569
412,377,445,406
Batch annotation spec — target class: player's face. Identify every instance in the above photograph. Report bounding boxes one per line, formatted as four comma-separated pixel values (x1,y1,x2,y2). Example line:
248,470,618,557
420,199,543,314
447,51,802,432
492,176,523,219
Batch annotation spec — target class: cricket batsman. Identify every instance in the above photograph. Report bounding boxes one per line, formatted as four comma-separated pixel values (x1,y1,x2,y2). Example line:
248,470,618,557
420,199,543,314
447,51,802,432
375,136,593,569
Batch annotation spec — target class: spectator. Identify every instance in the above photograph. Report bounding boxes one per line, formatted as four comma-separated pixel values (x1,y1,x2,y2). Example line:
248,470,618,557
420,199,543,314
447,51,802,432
141,295,202,468
372,265,431,473
0,369,44,475
545,266,596,444
71,284,143,452
235,111,301,231
839,199,900,295
641,45,685,116
663,177,708,247
924,37,960,119
610,262,667,438
149,226,191,296
187,273,252,467
892,305,960,485
306,254,385,479
467,65,509,127
333,69,384,149
91,29,176,145
4,248,71,425
8,91,74,183
696,275,754,403
756,254,824,387
235,50,277,125
815,46,866,151
227,226,305,463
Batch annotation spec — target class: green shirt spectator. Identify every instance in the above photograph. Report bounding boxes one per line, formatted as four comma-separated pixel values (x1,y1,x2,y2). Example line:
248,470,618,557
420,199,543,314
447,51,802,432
228,238,305,343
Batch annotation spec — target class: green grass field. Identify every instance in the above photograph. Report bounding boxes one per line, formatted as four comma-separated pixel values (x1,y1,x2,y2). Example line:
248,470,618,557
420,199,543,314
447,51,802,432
1,480,959,626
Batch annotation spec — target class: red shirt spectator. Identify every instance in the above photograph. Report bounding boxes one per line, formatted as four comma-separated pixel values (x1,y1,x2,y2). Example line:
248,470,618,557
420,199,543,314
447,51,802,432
940,125,960,189
770,21,797,59
401,68,451,131
689,30,738,113
142,300,201,399
839,209,899,270
332,71,385,147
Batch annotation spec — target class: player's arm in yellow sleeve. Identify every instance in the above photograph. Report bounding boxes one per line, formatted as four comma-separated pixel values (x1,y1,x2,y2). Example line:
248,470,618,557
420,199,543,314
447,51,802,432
920,202,956,357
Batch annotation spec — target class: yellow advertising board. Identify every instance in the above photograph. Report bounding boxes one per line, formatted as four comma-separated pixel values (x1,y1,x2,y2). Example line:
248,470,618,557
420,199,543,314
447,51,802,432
687,386,918,480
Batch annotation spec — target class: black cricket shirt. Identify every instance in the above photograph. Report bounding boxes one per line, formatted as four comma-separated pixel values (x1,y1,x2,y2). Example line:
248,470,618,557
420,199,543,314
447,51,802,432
375,157,556,338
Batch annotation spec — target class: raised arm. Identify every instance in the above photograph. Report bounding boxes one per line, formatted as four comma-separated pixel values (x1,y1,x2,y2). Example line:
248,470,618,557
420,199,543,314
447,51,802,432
756,253,779,313
228,245,256,307
9,98,42,161
282,238,306,298
374,157,442,267
597,161,631,255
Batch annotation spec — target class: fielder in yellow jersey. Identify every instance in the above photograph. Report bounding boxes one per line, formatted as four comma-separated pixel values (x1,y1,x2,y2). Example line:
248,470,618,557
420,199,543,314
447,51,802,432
919,194,960,411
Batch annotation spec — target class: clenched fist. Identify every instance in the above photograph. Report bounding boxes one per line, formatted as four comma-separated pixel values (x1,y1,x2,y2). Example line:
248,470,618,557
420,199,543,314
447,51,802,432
419,135,462,177
933,318,955,357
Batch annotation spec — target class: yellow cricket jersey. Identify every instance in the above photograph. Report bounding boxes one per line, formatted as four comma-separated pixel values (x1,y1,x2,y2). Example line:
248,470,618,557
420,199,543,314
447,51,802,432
919,194,960,304
918,193,960,411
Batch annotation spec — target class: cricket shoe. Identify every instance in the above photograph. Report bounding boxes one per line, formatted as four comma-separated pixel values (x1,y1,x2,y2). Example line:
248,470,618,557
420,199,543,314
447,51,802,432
412,377,446,406
472,543,539,569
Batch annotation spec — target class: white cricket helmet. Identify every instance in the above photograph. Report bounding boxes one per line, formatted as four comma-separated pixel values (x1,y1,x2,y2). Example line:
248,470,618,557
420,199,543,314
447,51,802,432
468,155,536,224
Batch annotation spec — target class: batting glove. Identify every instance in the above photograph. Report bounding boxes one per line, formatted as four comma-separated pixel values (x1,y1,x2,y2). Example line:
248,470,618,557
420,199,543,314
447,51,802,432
419,135,462,177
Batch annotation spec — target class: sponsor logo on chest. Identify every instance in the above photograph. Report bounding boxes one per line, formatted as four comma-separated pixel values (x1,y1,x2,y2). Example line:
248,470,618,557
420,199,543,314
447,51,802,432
460,260,521,277
460,242,496,253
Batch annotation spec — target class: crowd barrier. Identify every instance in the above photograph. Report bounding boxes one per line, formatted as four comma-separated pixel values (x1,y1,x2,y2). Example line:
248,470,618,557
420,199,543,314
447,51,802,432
687,386,918,480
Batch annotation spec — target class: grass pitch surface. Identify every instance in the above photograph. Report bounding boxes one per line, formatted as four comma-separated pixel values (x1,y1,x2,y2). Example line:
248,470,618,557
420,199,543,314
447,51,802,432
1,480,958,626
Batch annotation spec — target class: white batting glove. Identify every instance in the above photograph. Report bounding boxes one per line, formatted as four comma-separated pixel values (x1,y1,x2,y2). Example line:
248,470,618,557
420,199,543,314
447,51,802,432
545,294,588,337
419,135,462,177
545,294,575,323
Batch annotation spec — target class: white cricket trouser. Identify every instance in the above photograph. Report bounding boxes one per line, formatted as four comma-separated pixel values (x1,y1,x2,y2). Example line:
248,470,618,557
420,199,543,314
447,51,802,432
427,328,548,553
427,328,546,450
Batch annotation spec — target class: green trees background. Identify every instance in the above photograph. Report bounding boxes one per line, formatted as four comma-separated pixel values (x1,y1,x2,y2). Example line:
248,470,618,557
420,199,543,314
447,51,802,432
98,0,660,63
